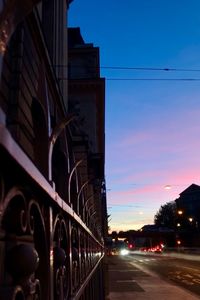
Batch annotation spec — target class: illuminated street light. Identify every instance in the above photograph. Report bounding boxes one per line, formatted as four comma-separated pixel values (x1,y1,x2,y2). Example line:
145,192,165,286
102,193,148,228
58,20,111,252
188,217,193,222
177,240,181,245
177,223,181,227
178,210,183,215
164,185,171,190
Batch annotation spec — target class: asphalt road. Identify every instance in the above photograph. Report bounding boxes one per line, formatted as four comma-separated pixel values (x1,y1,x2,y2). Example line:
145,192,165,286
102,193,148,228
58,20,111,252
129,252,200,297
106,253,200,299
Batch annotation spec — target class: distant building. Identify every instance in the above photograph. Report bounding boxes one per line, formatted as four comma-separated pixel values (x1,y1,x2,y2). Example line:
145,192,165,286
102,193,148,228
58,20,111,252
140,224,159,232
175,183,200,246
68,27,107,236
68,27,105,154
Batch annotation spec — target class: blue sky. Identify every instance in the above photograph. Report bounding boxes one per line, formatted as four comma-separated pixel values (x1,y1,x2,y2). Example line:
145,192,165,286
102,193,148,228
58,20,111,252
68,1,200,231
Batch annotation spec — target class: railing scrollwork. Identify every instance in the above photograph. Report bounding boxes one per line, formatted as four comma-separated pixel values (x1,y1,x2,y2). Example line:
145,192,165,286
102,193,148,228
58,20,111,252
0,1,106,298
71,225,80,294
1,186,48,299
53,216,69,299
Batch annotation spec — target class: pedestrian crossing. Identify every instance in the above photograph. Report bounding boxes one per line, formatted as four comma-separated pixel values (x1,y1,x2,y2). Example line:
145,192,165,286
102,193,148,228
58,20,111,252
128,255,171,264
137,258,156,263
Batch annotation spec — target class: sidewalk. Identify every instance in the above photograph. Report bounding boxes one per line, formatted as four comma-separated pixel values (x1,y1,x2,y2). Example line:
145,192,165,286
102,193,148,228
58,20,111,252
106,255,200,300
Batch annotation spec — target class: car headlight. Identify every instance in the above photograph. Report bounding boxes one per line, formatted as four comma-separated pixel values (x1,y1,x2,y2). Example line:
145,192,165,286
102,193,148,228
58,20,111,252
120,249,129,256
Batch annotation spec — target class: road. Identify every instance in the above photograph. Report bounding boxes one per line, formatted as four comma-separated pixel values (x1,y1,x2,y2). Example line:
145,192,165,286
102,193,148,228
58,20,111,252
106,253,200,299
129,252,200,297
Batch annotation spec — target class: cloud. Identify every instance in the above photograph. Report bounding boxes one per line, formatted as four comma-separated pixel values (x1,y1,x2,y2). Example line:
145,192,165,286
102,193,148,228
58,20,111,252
108,113,200,159
110,217,154,232
106,82,200,232
106,105,200,189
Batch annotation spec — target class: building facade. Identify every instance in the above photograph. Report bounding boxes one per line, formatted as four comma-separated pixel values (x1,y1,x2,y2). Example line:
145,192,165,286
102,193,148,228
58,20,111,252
175,184,200,246
0,1,107,299
68,27,107,238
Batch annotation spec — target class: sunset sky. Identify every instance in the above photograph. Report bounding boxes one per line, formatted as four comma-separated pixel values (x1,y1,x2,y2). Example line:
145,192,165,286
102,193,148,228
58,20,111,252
68,0,200,232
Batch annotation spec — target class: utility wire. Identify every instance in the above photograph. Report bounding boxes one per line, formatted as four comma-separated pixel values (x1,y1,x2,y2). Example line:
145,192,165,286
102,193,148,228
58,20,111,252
55,64,200,72
106,78,200,81
101,66,200,72
57,64,200,81
66,77,200,81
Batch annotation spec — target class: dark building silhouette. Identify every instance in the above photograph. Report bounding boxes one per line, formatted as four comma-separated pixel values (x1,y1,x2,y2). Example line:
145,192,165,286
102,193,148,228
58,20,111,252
0,1,107,299
68,27,107,237
175,184,200,246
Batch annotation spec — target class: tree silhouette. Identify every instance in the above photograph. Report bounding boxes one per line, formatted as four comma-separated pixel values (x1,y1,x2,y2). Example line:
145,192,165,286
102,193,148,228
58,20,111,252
154,201,177,229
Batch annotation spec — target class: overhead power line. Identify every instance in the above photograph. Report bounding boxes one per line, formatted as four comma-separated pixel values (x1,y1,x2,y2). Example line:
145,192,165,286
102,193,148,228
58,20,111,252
55,64,200,72
101,66,200,72
66,77,200,82
60,76,200,81
56,64,200,81
106,78,200,81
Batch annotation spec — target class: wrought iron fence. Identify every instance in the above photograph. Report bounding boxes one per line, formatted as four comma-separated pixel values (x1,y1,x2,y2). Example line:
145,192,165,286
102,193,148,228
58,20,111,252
0,3,106,299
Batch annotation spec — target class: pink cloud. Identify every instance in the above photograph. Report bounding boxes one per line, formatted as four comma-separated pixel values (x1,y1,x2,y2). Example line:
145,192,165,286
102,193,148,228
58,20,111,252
110,217,154,232
107,106,200,158
106,105,200,232
107,168,200,212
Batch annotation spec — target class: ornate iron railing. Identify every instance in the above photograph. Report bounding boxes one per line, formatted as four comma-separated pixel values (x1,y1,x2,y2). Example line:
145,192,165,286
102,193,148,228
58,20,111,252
0,109,105,300
0,3,106,299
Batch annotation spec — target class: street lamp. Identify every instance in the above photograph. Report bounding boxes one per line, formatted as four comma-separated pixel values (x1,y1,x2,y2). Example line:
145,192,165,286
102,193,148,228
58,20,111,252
164,185,172,190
